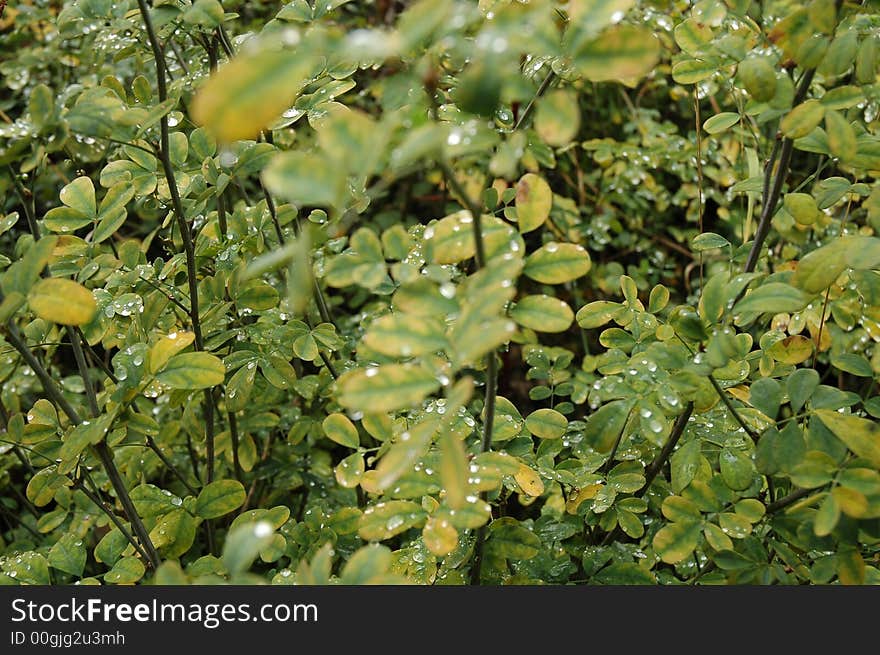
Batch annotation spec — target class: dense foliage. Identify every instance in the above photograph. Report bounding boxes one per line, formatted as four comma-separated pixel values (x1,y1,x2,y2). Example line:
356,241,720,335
1,0,879,586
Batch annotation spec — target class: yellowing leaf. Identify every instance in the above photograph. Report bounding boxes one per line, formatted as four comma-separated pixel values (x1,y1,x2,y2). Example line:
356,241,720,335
780,100,825,139
535,89,581,147
373,417,436,491
509,294,574,333
336,364,440,413
515,173,552,233
363,313,447,358
571,24,660,82
155,352,225,389
524,242,591,284
425,210,477,264
825,110,857,162
514,463,545,497
422,516,459,556
815,410,880,468
28,278,96,326
358,500,426,541
195,480,247,519
148,331,195,374
262,151,346,209
653,521,702,564
59,176,96,217
524,408,568,439
322,413,360,448
191,48,317,142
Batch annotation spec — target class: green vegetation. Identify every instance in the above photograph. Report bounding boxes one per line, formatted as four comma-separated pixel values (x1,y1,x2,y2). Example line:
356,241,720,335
1,0,879,585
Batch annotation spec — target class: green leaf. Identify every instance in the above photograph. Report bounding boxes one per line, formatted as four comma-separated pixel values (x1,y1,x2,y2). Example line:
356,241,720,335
571,24,660,82
363,313,448,358
818,30,858,79
814,410,880,468
59,176,96,217
524,408,568,440
195,480,246,519
192,48,318,142
509,294,574,333
43,206,92,233
156,352,226,389
576,300,623,329
438,422,469,510
736,57,777,102
2,551,51,585
734,282,812,315
262,151,346,209
423,516,459,556
672,58,721,84
184,0,224,27
449,316,516,369
92,207,127,243
583,399,633,453
150,509,198,559
337,364,440,413
28,278,96,326
487,517,541,560
94,529,128,566
515,174,552,233
358,501,426,541
653,521,702,564
788,368,820,413
26,467,69,506
236,280,280,311
322,413,360,448
524,242,591,284
670,439,701,493
105,556,145,584
340,544,393,584
222,521,276,575
691,232,730,252
374,417,437,491
780,100,825,139
335,452,365,488
719,447,756,491
712,549,756,571
48,533,86,577
703,112,740,135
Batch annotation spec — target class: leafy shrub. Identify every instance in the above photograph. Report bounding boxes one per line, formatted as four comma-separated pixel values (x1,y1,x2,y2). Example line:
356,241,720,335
1,0,879,585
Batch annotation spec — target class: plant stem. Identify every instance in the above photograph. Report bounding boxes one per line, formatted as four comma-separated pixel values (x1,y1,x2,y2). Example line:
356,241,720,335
7,165,39,238
136,0,203,351
68,326,162,569
641,402,694,494
600,403,694,547
3,312,160,568
228,411,243,483
138,0,219,500
146,434,198,495
514,69,556,132
739,68,816,280
765,487,813,514
707,375,759,442
437,160,498,584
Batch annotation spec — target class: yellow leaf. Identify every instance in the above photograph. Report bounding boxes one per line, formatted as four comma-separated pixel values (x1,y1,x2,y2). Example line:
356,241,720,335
28,278,96,326
514,463,545,497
